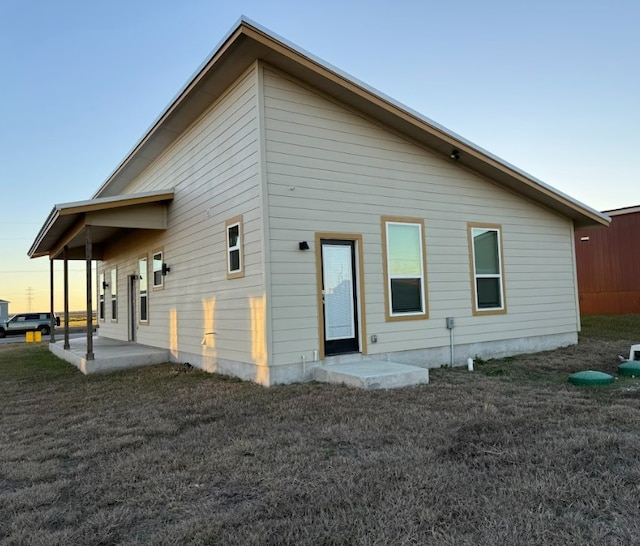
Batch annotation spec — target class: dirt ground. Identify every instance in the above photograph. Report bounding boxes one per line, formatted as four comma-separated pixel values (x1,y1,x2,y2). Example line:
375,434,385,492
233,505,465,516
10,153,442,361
1,328,639,545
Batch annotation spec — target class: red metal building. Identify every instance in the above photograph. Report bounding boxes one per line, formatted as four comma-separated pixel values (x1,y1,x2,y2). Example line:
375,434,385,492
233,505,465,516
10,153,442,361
575,205,640,315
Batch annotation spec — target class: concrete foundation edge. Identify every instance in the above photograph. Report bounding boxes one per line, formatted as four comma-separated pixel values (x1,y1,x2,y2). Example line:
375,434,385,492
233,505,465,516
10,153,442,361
173,332,578,386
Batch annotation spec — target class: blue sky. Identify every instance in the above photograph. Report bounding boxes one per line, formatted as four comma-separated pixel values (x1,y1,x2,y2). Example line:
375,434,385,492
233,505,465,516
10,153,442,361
1,0,638,311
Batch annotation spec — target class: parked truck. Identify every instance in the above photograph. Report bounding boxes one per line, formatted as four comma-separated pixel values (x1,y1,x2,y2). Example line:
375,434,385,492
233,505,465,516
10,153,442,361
0,312,60,338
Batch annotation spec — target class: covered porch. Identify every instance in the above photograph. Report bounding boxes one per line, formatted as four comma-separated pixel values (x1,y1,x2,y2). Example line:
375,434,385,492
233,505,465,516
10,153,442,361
28,189,174,362
50,335,170,374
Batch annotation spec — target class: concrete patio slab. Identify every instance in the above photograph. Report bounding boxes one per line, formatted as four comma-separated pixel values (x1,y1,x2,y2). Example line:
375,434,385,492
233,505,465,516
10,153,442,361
313,360,429,389
50,336,170,374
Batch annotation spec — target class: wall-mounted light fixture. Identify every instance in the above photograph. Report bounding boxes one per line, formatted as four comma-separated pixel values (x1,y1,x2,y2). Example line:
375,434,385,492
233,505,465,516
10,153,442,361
299,241,310,251
450,150,460,160
102,281,109,289
161,263,171,276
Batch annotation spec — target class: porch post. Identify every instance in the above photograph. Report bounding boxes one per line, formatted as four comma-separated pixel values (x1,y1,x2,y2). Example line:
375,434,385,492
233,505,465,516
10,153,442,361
63,246,70,350
49,257,55,343
85,226,94,360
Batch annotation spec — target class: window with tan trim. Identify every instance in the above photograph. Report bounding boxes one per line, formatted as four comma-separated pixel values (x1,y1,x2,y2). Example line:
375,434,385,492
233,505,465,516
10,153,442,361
111,268,118,321
98,272,105,321
382,216,428,321
139,257,148,323
225,215,244,279
468,223,506,314
152,251,163,288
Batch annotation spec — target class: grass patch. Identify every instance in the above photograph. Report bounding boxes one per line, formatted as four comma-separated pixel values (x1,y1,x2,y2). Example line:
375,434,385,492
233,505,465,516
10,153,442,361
2,324,640,544
580,313,640,340
470,315,640,384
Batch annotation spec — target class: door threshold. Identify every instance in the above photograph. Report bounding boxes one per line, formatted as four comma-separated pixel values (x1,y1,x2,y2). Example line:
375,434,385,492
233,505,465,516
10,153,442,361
323,352,364,365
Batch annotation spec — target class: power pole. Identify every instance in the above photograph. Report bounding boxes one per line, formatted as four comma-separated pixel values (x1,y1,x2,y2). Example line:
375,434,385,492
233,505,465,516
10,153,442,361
26,286,35,312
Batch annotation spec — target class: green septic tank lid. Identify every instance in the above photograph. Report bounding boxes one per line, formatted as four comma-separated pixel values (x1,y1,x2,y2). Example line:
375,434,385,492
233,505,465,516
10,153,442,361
618,361,640,377
568,370,615,386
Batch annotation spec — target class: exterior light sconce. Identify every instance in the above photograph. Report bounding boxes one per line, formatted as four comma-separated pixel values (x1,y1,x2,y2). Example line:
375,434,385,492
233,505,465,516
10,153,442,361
102,281,109,289
161,263,171,276
299,241,310,250
450,150,460,160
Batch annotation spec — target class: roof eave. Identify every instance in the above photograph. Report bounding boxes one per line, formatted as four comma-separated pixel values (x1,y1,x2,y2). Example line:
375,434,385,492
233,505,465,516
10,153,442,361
90,17,608,228
28,206,62,259
29,190,175,259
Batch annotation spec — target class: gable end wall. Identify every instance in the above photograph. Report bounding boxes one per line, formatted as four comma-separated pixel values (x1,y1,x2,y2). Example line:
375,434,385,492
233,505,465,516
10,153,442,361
262,66,579,370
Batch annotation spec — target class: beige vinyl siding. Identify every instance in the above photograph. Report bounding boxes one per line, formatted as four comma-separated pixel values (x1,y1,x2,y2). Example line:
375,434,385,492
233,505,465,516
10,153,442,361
98,65,265,367
263,66,578,366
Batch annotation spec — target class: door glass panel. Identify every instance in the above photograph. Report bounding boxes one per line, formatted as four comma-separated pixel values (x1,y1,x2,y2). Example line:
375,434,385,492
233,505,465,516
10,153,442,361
323,244,355,341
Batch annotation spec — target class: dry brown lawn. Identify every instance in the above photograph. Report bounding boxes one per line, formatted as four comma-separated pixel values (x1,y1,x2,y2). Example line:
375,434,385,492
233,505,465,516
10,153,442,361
1,317,640,545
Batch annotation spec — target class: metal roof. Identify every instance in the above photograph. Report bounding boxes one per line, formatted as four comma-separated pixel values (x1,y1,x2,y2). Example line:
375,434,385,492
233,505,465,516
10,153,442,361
29,190,174,259
604,205,640,217
84,17,608,228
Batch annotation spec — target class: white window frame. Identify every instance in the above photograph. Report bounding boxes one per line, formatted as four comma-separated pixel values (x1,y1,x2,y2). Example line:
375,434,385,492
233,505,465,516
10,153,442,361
152,251,164,289
225,215,244,279
469,224,507,315
382,217,428,321
110,268,118,322
138,257,148,324
98,272,105,321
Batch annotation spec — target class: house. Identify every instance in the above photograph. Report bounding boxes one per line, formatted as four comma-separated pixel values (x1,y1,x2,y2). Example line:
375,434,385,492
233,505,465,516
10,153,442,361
575,205,640,315
28,18,609,385
0,300,9,322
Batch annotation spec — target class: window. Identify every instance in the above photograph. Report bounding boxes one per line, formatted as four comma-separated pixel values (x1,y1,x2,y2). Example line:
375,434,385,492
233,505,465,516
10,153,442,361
382,217,428,320
469,224,506,314
153,252,163,288
225,215,244,279
98,272,105,321
111,269,117,321
139,257,148,323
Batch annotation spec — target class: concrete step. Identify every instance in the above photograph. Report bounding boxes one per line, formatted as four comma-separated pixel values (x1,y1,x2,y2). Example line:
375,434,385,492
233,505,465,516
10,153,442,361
313,360,429,390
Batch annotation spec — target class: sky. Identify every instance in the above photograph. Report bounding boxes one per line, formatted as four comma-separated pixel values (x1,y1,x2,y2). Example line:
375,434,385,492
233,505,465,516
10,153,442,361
1,0,638,313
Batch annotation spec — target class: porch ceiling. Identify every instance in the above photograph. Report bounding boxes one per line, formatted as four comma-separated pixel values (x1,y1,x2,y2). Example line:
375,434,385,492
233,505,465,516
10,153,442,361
28,189,174,260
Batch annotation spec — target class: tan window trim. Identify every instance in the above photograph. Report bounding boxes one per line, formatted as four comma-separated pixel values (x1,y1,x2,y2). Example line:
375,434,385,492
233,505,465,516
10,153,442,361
381,216,429,322
138,256,149,325
98,271,106,322
467,222,507,316
152,250,165,290
110,268,118,323
226,215,244,279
